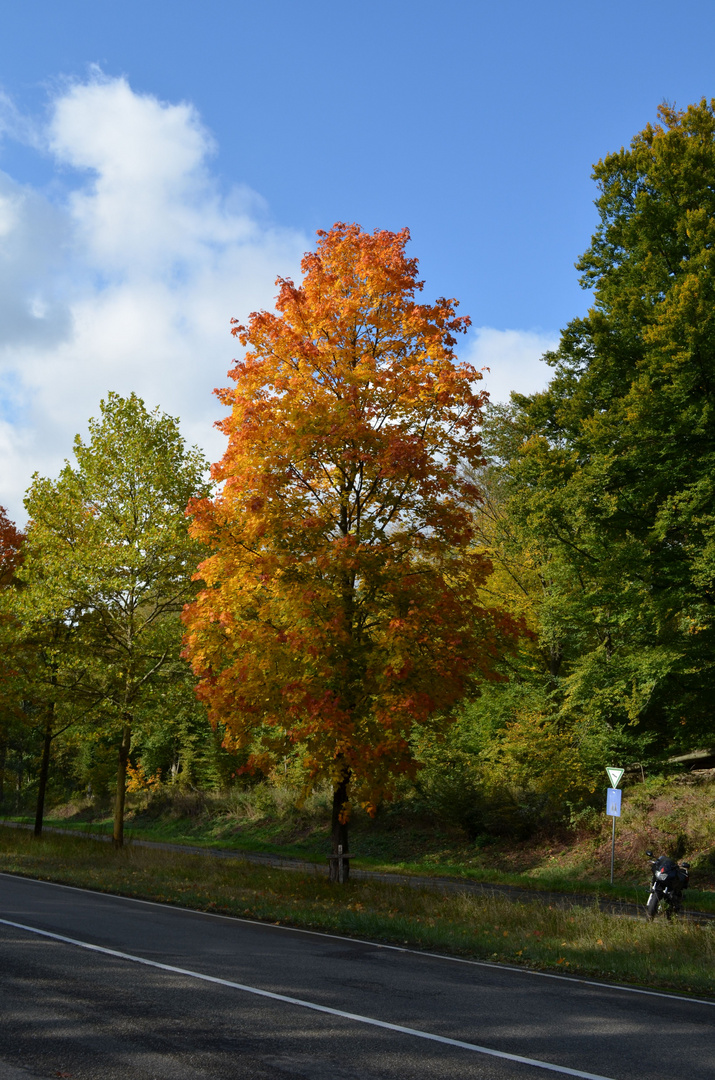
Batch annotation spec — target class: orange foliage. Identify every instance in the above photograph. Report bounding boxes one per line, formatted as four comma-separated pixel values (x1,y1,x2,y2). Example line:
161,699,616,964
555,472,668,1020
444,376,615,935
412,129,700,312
182,223,519,814
125,762,162,793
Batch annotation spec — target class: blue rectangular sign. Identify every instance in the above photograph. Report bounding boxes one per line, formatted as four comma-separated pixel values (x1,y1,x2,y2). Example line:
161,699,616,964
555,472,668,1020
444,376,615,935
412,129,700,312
606,787,622,818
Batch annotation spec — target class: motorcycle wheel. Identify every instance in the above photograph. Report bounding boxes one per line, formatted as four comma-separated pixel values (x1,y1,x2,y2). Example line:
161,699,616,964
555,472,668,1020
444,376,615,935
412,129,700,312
666,896,682,920
646,892,660,919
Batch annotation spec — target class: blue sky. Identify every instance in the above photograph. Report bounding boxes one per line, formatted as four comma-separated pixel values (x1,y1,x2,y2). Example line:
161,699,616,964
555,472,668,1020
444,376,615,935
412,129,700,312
2,0,715,520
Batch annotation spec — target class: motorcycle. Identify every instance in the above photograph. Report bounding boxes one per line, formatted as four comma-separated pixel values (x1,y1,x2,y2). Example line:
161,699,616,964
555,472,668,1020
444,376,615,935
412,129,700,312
645,851,690,919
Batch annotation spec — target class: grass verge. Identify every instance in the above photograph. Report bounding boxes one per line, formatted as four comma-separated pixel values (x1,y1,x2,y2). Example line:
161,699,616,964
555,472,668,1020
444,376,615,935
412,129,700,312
0,825,713,999
10,814,715,915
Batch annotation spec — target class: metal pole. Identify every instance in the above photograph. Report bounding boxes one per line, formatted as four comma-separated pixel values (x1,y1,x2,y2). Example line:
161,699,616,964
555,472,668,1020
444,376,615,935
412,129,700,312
610,814,616,885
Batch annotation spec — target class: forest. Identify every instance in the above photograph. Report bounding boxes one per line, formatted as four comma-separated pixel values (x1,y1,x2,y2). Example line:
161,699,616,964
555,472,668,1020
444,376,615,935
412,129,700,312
1,101,714,865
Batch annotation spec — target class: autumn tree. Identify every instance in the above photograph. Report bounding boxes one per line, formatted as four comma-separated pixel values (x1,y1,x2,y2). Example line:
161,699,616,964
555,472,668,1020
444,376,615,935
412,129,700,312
183,223,519,878
0,507,24,587
20,393,209,844
0,507,26,809
485,100,715,762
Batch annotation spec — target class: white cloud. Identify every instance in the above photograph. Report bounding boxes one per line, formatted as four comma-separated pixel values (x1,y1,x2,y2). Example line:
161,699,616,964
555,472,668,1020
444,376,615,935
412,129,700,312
0,173,71,351
0,72,560,527
0,73,307,524
465,326,558,404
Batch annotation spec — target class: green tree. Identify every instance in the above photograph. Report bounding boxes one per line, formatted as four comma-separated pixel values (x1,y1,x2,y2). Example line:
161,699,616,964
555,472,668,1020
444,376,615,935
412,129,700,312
20,393,209,844
486,100,715,762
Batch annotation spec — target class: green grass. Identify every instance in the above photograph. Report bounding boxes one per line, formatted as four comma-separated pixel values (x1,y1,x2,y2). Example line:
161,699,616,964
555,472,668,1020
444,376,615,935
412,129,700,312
1,825,713,998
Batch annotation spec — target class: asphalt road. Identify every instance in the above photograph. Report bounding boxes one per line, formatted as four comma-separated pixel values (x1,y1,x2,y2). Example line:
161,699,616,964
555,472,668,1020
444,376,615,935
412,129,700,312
0,874,712,1080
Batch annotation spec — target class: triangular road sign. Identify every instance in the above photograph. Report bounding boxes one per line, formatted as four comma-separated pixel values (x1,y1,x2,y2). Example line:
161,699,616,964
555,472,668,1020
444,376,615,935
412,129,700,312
606,767,624,788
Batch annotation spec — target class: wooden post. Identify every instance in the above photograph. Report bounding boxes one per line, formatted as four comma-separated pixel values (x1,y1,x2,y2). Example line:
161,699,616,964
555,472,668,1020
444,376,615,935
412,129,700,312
327,845,354,883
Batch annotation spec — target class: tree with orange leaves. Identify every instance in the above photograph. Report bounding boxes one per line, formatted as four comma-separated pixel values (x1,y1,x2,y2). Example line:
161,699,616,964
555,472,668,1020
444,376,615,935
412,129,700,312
0,506,24,588
183,223,519,879
0,506,26,809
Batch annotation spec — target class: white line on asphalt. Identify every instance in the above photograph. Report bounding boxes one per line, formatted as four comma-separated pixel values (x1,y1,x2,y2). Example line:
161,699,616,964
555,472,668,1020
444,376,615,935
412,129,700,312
0,916,616,1080
2,871,713,1008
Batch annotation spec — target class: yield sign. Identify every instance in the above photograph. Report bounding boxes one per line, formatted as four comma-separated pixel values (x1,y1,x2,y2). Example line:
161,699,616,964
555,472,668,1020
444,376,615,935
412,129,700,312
606,767,624,788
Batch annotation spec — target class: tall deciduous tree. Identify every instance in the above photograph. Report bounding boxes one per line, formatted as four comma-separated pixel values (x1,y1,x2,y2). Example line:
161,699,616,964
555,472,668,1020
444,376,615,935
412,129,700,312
20,393,209,844
183,223,519,878
486,100,715,759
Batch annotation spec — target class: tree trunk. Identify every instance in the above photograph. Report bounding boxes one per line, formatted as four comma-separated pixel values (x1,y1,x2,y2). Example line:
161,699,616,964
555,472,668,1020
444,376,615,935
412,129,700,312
113,722,132,848
34,705,55,837
329,768,350,883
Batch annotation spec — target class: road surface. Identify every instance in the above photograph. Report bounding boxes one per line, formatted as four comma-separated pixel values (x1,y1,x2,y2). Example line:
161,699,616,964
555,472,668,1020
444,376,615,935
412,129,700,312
0,873,712,1079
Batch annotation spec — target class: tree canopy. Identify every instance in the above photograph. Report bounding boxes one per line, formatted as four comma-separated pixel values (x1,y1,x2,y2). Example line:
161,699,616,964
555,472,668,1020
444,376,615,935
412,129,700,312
484,100,715,761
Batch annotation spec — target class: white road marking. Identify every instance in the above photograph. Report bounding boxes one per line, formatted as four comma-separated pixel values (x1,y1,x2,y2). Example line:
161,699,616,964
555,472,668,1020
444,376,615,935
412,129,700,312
2,871,713,1008
1,916,616,1080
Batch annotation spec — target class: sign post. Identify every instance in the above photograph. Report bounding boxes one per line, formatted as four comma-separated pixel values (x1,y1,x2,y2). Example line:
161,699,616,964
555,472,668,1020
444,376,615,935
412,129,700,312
605,768,623,885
